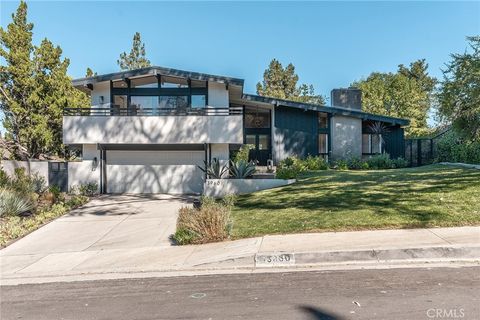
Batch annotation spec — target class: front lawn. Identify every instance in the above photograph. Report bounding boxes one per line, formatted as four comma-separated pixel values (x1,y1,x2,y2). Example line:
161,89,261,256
231,165,480,238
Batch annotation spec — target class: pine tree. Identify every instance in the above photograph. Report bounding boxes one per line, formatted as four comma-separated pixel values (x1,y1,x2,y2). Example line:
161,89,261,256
117,32,151,71
256,59,325,105
85,67,97,77
0,1,89,158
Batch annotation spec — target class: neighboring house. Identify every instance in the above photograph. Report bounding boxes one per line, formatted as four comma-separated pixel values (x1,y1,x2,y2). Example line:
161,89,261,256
63,66,409,194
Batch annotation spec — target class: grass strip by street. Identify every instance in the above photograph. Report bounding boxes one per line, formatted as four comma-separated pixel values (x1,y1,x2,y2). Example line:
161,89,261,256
231,164,480,238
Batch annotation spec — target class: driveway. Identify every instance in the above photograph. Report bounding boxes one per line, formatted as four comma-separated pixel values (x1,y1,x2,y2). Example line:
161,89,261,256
0,195,193,271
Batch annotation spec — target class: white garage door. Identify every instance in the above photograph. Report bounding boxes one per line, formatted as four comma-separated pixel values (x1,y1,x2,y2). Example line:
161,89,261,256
106,150,205,194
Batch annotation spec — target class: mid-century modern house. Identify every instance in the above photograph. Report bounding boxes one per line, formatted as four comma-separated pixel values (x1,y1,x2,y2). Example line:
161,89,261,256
63,66,409,194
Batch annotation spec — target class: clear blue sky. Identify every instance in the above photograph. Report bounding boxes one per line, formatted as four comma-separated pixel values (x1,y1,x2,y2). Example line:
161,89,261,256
1,1,479,119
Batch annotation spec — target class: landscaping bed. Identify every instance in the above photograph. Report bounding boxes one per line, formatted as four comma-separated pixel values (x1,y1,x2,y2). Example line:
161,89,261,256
231,164,480,238
0,168,92,247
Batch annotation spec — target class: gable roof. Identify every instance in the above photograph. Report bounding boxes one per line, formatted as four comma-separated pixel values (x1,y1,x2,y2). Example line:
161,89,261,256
72,66,245,88
242,94,410,126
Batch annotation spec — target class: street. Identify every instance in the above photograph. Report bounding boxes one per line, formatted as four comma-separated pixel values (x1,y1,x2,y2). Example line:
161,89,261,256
1,267,479,320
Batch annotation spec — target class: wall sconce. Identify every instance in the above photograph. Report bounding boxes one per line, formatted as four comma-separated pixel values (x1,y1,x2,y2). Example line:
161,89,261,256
92,157,98,170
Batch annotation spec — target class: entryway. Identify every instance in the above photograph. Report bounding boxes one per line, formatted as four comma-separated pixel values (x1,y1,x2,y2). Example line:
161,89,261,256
245,134,271,166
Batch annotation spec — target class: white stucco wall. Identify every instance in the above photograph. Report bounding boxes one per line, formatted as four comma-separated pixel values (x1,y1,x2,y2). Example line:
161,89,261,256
68,161,100,192
63,115,243,144
204,179,296,197
91,81,110,106
331,115,362,160
208,82,229,108
210,143,229,169
1,160,50,185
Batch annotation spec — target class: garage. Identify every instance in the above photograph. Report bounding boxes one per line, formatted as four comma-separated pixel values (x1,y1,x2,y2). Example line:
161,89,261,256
106,150,205,194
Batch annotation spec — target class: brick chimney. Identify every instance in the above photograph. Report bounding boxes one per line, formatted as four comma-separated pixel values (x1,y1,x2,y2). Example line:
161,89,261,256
331,88,362,111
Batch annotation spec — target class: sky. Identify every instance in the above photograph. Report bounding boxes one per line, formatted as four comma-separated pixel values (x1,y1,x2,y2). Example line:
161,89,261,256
1,1,479,128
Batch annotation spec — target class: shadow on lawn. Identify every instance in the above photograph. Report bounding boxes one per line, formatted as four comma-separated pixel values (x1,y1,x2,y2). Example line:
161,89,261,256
234,165,480,228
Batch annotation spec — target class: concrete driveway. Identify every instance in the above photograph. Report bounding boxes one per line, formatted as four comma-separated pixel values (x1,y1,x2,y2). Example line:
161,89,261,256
1,195,193,257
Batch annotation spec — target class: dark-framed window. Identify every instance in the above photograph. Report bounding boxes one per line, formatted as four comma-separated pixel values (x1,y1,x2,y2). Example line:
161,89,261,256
362,133,382,154
244,106,271,128
130,76,158,88
318,112,328,129
318,133,328,155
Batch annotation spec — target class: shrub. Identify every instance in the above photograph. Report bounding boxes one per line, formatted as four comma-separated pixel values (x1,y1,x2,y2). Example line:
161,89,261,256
0,169,10,188
276,166,299,179
435,130,480,164
232,144,254,163
65,195,89,209
230,160,256,179
199,158,229,179
172,196,233,245
334,159,349,170
391,157,408,168
11,168,36,195
304,155,329,170
361,161,370,170
79,183,98,196
366,153,393,169
0,188,35,217
346,157,364,170
31,173,47,194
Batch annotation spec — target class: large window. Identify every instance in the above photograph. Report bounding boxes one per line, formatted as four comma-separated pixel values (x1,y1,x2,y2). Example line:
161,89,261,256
112,80,128,88
131,96,158,109
362,134,382,154
161,76,188,88
245,107,271,128
130,76,158,88
258,135,269,150
159,96,188,110
318,133,328,154
191,95,206,109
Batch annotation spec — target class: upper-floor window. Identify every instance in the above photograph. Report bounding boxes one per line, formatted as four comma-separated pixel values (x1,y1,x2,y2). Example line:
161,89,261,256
161,76,188,88
191,80,207,88
318,113,328,129
159,96,189,110
112,80,128,88
245,106,271,128
130,76,158,88
191,95,206,109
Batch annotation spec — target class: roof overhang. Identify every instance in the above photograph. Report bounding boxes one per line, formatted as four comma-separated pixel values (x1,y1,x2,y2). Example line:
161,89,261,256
241,94,410,126
72,66,244,90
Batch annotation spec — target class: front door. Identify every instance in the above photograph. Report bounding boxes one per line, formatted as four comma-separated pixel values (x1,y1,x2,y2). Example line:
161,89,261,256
246,134,271,166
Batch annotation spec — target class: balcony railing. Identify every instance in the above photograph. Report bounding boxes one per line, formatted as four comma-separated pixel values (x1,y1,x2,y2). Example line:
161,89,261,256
64,106,243,116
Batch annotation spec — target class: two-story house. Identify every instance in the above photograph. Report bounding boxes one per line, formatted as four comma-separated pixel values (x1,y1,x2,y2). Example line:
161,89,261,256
64,66,409,194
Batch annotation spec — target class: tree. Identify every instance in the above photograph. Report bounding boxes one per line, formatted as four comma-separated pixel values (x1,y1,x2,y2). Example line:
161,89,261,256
85,67,97,77
0,1,89,158
352,59,437,136
256,59,326,105
117,32,151,71
437,36,480,141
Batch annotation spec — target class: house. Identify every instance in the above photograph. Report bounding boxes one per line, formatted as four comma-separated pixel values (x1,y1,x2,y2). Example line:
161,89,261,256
63,66,409,194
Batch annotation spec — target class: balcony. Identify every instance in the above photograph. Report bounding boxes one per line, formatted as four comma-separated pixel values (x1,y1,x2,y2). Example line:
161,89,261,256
63,106,243,145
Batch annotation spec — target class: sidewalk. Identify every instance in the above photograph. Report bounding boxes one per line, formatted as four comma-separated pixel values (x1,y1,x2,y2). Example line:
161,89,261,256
1,226,479,285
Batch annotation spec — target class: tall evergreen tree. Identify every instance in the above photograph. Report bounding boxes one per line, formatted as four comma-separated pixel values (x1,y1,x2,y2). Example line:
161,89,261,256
437,36,480,141
85,67,97,77
117,32,151,71
256,59,326,105
352,59,437,137
0,1,89,158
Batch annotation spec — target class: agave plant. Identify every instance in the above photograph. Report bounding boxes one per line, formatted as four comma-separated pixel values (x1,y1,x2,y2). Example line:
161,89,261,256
198,158,229,179
0,188,35,217
229,160,256,179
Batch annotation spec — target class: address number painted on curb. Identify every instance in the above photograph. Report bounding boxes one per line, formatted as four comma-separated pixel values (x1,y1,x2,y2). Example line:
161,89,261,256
255,253,295,267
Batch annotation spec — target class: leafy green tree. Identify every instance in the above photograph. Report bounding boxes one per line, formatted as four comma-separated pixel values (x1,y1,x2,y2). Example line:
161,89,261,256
85,67,97,77
256,59,326,105
352,59,437,136
0,1,89,158
437,36,480,141
117,32,151,71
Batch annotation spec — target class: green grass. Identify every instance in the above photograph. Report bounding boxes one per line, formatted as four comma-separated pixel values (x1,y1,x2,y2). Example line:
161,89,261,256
231,165,480,239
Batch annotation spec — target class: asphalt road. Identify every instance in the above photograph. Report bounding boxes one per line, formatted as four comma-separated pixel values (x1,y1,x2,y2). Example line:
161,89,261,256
1,267,479,320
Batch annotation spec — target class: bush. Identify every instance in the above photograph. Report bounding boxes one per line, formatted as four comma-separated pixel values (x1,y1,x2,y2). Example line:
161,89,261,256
391,157,408,168
232,144,254,163
366,154,393,169
435,131,480,164
304,155,329,170
0,188,35,217
79,183,98,196
230,160,256,179
0,169,10,188
334,159,349,170
199,158,229,179
31,173,47,194
276,166,300,179
172,196,233,245
346,157,364,170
